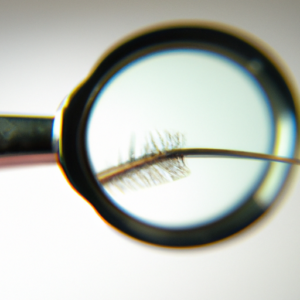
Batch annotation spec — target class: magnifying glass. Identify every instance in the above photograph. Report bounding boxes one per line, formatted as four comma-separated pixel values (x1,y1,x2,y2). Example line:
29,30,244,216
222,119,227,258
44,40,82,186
1,22,299,247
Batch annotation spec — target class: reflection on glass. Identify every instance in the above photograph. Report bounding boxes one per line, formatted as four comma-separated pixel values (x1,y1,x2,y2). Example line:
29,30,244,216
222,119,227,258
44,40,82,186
86,49,274,229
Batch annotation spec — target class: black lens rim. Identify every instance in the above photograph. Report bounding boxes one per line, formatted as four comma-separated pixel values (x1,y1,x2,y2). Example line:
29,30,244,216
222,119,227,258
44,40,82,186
58,22,299,247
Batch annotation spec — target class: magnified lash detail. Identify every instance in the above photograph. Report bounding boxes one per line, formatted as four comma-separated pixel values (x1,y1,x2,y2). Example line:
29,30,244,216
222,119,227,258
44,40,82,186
97,132,190,192
96,131,300,193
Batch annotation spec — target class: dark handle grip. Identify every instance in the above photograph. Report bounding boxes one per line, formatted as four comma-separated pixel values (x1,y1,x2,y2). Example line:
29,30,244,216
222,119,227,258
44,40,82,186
0,116,54,155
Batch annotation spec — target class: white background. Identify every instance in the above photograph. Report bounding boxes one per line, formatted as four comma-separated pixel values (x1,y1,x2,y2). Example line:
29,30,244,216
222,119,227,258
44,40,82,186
0,0,300,299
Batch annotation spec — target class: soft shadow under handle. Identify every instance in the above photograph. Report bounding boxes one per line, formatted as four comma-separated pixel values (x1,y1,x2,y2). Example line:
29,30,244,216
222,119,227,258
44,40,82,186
0,116,56,167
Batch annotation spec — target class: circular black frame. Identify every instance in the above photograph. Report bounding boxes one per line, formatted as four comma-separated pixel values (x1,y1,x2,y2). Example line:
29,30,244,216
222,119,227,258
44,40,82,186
58,23,299,247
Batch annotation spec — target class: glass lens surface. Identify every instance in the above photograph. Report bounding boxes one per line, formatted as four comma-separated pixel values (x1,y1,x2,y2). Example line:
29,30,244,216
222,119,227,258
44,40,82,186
86,49,274,229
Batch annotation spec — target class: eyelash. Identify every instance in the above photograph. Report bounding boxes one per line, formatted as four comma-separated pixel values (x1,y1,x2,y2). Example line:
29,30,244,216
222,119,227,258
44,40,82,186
96,131,190,192
95,131,300,193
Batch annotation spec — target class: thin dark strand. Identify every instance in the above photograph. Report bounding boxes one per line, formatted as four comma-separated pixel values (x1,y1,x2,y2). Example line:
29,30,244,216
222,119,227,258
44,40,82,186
171,148,300,164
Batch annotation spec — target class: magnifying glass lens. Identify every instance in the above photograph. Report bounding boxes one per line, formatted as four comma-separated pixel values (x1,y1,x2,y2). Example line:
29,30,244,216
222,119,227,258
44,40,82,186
86,48,275,229
55,24,298,246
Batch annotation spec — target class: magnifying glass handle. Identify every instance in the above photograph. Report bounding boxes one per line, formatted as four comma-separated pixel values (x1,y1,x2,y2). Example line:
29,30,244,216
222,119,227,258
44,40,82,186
0,115,56,167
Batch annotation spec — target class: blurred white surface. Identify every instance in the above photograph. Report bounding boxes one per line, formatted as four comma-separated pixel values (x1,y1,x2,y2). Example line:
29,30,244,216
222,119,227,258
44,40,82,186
0,0,300,299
